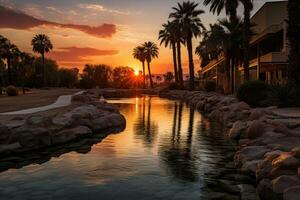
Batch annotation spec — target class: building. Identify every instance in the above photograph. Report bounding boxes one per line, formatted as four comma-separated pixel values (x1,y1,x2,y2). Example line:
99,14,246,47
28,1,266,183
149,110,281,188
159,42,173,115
201,1,288,90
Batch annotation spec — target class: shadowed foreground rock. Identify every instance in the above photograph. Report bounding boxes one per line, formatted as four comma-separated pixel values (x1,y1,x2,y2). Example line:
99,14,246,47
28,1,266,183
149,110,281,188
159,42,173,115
160,90,300,200
0,91,126,156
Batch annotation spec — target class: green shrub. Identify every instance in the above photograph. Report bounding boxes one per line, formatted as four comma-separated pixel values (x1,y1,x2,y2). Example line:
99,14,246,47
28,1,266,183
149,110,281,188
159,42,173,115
268,84,300,107
237,81,269,107
204,81,216,92
6,85,18,96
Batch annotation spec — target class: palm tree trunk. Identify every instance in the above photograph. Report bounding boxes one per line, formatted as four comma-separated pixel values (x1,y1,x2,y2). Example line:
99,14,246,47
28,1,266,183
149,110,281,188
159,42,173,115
243,1,251,81
7,56,12,85
142,61,146,88
187,36,195,91
224,51,231,94
147,61,153,88
231,55,235,94
42,53,46,87
287,0,300,86
177,41,184,89
171,42,179,83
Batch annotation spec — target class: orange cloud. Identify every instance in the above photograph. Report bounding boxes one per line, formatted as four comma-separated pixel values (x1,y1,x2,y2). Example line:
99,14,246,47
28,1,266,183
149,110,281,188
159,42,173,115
48,46,118,63
0,6,117,38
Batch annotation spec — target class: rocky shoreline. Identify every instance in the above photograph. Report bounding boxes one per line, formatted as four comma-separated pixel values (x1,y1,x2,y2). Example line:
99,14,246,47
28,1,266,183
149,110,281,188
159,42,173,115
0,91,126,156
160,90,300,200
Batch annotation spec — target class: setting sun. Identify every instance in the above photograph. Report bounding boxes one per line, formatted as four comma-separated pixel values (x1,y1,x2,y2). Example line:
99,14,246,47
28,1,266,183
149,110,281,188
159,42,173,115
134,69,139,76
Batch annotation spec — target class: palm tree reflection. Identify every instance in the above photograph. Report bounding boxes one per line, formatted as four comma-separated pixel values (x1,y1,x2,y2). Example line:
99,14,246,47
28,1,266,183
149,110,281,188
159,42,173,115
133,96,158,147
159,102,198,182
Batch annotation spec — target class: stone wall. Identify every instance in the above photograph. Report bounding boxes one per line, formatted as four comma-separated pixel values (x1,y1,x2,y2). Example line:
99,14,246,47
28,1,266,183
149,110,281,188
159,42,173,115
160,90,300,200
0,92,126,156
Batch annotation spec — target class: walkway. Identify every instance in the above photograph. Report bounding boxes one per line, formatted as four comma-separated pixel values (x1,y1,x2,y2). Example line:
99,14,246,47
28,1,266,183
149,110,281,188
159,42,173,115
272,108,300,118
0,91,84,115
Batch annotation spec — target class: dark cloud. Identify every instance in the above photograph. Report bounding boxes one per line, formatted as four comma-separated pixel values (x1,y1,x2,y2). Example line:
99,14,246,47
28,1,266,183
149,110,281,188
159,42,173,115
0,6,117,38
48,46,118,63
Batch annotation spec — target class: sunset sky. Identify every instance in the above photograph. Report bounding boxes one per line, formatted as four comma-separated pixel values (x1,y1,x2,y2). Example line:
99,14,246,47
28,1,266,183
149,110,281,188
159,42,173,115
0,0,282,74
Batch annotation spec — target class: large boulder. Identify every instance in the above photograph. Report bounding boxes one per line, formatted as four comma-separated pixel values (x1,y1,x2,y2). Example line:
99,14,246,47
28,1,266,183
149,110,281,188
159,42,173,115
92,113,126,132
246,120,269,139
0,124,10,144
272,175,300,194
283,186,300,200
235,146,270,166
229,121,247,140
26,115,52,127
257,178,282,200
52,126,92,144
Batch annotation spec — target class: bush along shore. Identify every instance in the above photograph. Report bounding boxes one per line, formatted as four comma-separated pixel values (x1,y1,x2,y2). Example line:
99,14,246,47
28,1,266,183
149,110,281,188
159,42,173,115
160,90,300,200
0,91,126,157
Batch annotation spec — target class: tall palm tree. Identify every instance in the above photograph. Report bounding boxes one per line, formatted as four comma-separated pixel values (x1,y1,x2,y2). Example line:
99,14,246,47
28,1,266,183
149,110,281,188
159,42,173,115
31,34,53,86
142,41,159,88
0,35,20,85
241,0,253,81
133,46,147,88
195,24,224,67
19,52,34,94
203,0,239,23
159,21,179,83
287,0,300,86
170,1,205,90
219,18,245,93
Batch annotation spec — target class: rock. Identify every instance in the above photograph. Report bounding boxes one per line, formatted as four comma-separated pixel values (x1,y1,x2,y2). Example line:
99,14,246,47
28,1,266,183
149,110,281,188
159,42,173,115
10,127,51,148
283,186,300,200
26,115,52,127
0,124,10,143
64,105,100,120
241,160,260,175
52,126,92,144
257,178,282,200
246,120,268,139
92,114,125,132
272,175,300,194
229,121,247,140
235,146,270,165
272,152,300,170
52,116,75,129
291,147,300,159
249,109,265,120
0,142,21,154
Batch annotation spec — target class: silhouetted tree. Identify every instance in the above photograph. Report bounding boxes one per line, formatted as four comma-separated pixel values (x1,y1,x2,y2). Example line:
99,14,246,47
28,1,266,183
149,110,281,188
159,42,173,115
31,34,53,86
142,42,159,88
170,1,205,90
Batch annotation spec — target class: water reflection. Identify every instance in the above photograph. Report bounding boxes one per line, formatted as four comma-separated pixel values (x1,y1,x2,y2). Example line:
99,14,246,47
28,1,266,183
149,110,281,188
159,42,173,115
159,103,198,182
133,96,158,147
0,97,255,200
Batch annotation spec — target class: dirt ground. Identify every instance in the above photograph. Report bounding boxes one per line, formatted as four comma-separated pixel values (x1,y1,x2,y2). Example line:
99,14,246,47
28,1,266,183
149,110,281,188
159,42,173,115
0,88,80,113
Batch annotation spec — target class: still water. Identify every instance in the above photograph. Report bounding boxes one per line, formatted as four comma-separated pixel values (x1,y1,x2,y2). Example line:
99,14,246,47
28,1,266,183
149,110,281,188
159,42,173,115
0,97,250,200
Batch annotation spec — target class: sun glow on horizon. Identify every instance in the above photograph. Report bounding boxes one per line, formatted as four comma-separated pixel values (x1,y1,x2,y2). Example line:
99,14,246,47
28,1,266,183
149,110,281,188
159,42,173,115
134,69,139,76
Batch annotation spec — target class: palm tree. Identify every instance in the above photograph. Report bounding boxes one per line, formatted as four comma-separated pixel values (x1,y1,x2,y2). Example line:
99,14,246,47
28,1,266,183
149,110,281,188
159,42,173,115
0,35,20,85
133,46,147,88
241,0,253,81
142,41,159,88
159,21,179,83
204,0,254,82
170,1,205,90
195,24,224,67
203,0,239,23
19,52,34,94
287,0,300,86
31,34,53,86
219,18,245,93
